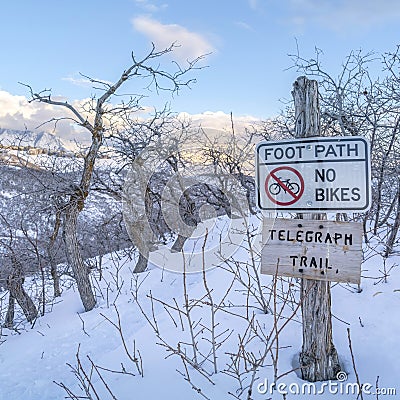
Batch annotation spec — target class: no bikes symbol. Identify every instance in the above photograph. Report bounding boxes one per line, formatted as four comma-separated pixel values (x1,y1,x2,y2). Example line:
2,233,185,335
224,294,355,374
265,166,304,206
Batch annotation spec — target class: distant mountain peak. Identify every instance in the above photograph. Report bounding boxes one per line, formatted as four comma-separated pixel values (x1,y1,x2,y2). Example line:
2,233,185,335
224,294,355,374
0,128,75,152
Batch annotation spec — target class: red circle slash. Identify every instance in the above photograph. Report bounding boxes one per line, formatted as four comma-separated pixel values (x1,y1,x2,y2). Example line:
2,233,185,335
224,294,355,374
265,166,305,206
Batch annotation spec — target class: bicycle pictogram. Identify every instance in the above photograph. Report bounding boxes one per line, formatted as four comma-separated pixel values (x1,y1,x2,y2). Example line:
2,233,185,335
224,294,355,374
268,178,300,196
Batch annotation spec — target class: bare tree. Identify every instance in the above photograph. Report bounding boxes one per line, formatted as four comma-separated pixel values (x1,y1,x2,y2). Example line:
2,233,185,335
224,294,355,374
0,214,38,326
22,44,204,311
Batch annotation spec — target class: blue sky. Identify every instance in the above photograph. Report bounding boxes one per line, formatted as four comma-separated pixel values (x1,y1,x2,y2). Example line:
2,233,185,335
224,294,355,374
1,0,400,139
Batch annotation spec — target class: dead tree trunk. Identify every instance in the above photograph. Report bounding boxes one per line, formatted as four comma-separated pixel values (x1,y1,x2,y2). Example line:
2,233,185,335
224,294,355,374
48,209,62,298
373,119,399,234
171,234,190,253
4,295,15,328
133,252,150,273
384,184,400,257
63,203,96,311
293,76,341,381
6,257,38,324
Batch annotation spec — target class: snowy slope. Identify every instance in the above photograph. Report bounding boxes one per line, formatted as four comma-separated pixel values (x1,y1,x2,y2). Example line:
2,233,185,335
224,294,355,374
0,217,399,400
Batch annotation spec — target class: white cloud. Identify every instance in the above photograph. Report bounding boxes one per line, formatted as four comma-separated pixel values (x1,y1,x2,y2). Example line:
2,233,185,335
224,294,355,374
0,90,90,143
248,0,258,10
235,21,255,32
132,16,215,62
0,91,261,148
177,110,261,132
133,0,167,12
288,0,400,32
62,74,113,89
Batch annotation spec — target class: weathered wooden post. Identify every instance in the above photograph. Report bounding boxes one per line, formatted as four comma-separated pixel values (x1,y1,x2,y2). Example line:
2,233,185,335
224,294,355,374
292,76,341,381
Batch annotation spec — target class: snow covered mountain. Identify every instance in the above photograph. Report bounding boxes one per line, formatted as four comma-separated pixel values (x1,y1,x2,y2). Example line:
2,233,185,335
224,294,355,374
0,128,75,152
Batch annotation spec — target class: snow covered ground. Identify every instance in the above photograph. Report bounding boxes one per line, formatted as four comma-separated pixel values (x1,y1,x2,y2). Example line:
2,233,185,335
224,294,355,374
0,216,399,400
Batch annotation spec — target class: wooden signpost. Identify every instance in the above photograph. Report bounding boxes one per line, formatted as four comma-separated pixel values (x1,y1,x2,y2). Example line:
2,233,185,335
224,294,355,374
255,77,371,382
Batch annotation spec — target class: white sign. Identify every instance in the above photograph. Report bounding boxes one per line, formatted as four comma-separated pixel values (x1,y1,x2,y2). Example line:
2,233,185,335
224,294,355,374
261,218,362,283
256,136,371,212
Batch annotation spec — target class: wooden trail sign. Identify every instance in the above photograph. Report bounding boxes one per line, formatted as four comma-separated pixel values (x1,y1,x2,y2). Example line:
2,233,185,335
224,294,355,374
261,218,362,284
